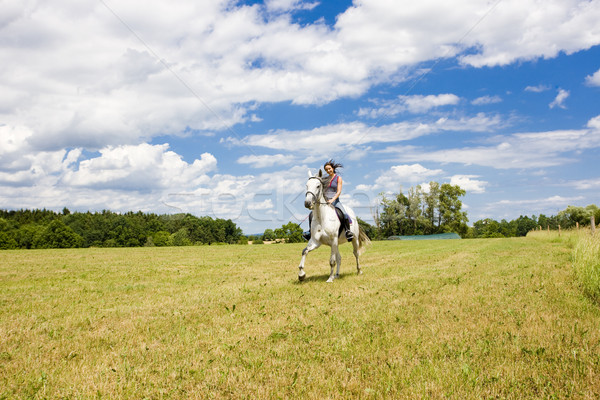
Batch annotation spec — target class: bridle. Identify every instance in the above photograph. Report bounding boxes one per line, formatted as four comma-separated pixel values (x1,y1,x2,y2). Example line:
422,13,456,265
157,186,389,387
306,176,330,206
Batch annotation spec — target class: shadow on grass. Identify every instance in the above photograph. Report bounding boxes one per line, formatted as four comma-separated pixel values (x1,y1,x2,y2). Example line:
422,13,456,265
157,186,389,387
292,271,356,284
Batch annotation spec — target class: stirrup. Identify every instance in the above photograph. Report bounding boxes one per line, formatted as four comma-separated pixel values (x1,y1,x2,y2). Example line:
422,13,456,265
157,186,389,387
302,231,311,241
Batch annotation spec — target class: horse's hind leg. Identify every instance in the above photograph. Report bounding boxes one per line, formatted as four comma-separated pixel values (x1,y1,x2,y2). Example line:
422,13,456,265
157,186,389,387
352,238,362,275
327,242,340,283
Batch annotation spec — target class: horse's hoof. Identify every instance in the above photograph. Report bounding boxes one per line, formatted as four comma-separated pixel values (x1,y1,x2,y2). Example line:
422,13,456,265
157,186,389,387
326,277,334,283
298,271,306,281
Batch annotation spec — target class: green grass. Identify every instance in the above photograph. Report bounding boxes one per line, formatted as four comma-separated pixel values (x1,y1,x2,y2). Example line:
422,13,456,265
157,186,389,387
572,231,600,304
1,237,599,399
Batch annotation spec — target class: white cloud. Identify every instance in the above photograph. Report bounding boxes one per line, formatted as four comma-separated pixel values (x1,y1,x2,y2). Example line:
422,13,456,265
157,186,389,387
265,0,319,13
587,115,600,130
61,144,217,192
586,69,600,86
366,164,443,193
237,154,292,168
549,88,569,109
525,84,550,93
568,178,600,190
475,195,587,222
471,95,502,106
1,0,599,157
450,175,488,193
458,0,600,67
493,195,585,208
229,113,504,154
382,115,600,169
358,94,460,117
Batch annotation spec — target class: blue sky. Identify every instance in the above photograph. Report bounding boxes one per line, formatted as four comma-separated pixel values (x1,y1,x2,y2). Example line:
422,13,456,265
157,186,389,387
1,0,600,234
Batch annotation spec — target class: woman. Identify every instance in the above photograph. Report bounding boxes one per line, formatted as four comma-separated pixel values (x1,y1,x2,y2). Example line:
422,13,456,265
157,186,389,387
303,160,354,241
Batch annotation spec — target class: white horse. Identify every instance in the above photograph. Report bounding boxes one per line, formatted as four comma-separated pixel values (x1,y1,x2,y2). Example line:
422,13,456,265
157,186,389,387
298,169,371,282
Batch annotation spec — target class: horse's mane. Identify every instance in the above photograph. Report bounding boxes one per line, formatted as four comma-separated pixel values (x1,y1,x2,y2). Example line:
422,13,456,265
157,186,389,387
317,169,334,186
321,175,333,186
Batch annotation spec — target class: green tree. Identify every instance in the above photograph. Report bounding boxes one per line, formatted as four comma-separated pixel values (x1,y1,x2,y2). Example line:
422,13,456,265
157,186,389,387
357,218,380,240
263,228,276,241
277,222,303,243
171,228,192,246
515,215,537,236
423,181,440,234
379,182,468,237
407,185,423,234
379,192,408,237
438,183,469,236
152,231,172,246
33,220,83,248
0,218,17,249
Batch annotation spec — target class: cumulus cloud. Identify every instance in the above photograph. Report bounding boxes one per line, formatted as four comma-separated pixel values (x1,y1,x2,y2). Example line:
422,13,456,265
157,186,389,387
2,0,600,231
549,88,569,109
585,69,600,86
61,144,217,192
587,115,600,130
457,0,600,67
362,164,443,193
1,0,599,156
450,175,488,193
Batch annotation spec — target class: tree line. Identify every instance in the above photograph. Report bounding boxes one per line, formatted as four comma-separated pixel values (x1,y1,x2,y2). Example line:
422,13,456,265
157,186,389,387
359,182,599,240
2,195,597,250
0,209,243,249
467,205,600,238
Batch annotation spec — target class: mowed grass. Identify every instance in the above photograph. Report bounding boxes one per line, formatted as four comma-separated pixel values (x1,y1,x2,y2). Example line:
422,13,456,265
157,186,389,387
1,235,599,399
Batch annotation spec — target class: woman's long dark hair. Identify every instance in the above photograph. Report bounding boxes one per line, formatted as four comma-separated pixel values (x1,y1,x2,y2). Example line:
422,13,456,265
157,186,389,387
324,159,343,172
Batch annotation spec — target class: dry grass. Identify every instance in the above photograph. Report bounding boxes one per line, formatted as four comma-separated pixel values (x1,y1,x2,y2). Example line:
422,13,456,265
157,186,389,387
571,230,600,304
1,237,599,399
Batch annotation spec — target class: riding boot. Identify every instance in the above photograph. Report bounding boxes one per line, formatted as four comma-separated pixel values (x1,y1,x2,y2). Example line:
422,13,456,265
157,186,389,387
344,217,354,240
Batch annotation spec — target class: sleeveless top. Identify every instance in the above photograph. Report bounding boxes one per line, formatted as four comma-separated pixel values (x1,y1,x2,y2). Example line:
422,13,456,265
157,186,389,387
323,174,338,200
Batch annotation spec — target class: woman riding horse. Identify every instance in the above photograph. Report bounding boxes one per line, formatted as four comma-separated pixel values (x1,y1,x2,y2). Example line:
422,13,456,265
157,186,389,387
303,159,354,241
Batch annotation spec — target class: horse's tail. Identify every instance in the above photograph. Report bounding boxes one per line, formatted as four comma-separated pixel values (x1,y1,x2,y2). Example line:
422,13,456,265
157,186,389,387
357,226,371,255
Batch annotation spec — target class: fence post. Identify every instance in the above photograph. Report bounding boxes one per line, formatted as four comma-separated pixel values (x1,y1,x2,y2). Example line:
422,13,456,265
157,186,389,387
592,215,596,235
558,224,561,236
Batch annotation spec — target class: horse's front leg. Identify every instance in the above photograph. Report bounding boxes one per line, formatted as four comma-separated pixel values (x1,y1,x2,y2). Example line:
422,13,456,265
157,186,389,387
298,240,320,281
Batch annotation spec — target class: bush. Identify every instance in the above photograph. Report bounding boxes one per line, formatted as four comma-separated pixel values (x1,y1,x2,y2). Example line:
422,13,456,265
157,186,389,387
573,234,600,303
152,231,172,247
33,220,83,249
171,228,192,246
0,232,18,249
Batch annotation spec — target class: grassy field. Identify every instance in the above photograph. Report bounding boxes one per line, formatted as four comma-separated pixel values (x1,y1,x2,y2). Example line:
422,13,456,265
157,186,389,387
1,233,599,399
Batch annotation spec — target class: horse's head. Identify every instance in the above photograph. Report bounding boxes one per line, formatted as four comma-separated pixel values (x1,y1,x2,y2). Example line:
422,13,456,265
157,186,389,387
305,169,328,209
